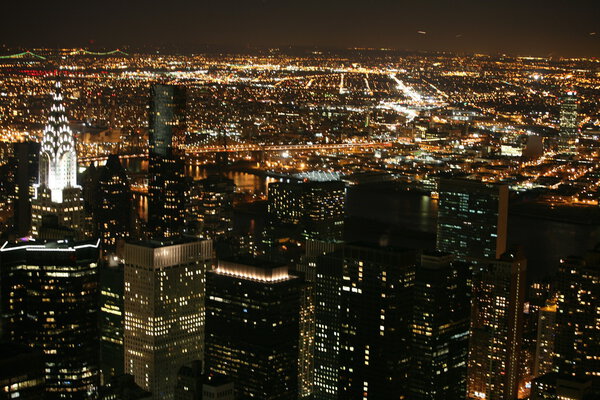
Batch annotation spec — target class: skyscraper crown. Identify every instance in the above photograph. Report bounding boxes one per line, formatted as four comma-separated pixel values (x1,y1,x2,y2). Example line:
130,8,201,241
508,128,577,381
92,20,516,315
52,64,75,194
37,80,78,202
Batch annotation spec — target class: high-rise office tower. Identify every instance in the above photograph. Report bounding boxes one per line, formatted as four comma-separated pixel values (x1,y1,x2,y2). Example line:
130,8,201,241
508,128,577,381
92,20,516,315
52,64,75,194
267,180,345,242
205,257,302,400
123,238,212,400
31,80,85,237
555,247,599,387
186,175,234,239
0,239,101,399
467,251,527,400
410,251,470,400
295,240,344,400
147,84,187,238
95,155,133,251
436,178,508,260
99,254,125,385
558,91,578,152
11,141,40,237
533,299,557,378
149,84,186,158
314,243,418,400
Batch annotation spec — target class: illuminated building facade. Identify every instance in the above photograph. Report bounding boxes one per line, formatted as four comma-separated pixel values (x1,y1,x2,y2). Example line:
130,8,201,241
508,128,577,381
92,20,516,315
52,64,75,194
467,251,526,400
123,238,212,400
533,299,557,378
314,243,417,400
0,344,45,400
147,84,187,238
31,80,84,237
186,175,234,239
558,92,578,152
267,180,345,242
555,247,600,387
436,178,508,261
0,239,101,399
205,257,302,400
94,155,132,251
410,251,470,400
99,255,125,384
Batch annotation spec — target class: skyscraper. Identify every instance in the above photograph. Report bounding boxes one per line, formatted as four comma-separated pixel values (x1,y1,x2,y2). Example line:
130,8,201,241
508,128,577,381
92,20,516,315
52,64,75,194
0,239,101,399
147,84,187,238
99,254,125,385
205,256,302,400
555,247,599,388
11,141,40,237
31,80,84,237
186,175,234,239
95,155,133,251
558,91,578,152
436,178,508,261
123,238,212,400
314,243,418,400
467,251,527,400
149,84,186,158
410,251,470,400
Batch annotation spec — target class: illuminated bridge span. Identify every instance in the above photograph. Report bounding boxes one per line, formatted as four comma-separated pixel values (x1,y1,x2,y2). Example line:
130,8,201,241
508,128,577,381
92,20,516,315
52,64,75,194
79,142,391,163
0,49,128,60
0,51,47,60
186,142,392,154
69,49,129,56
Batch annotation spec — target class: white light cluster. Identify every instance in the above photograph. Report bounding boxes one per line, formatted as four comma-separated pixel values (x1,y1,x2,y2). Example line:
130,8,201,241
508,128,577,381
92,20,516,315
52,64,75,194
36,80,78,203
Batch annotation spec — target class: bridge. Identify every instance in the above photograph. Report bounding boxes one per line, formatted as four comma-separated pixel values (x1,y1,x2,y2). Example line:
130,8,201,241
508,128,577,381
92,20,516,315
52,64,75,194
79,141,392,163
185,141,392,154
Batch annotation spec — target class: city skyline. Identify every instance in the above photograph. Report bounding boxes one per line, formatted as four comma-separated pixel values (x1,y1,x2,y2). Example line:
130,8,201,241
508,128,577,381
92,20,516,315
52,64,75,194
0,8,598,397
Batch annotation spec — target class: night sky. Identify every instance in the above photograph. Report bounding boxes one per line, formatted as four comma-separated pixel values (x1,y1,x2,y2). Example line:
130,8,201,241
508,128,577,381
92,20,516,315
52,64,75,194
3,0,599,56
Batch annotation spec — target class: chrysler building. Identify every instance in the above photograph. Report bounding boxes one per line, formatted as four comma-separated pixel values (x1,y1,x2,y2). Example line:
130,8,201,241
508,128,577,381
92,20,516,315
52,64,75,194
31,80,84,237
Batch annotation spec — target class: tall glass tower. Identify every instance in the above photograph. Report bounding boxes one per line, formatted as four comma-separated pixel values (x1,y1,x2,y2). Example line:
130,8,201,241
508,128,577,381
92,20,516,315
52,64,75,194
147,84,187,238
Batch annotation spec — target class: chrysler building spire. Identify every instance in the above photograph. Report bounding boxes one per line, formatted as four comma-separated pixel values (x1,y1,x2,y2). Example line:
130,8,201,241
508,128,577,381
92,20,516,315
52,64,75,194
38,80,78,203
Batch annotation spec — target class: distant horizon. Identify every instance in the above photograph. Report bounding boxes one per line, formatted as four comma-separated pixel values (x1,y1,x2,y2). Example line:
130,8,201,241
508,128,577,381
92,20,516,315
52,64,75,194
1,44,599,60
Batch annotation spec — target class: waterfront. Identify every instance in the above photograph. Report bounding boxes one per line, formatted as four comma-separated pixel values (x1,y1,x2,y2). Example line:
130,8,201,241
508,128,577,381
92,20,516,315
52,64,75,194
133,166,600,279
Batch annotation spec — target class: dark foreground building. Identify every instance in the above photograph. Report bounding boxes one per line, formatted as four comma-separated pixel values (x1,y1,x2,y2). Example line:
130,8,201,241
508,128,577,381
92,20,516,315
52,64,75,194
0,239,101,399
313,243,418,400
0,343,45,399
410,251,470,400
205,257,302,400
